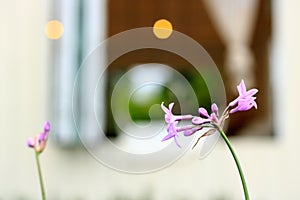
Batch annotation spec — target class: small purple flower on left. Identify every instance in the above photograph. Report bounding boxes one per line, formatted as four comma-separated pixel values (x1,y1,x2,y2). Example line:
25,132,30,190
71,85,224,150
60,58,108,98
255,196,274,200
27,121,50,153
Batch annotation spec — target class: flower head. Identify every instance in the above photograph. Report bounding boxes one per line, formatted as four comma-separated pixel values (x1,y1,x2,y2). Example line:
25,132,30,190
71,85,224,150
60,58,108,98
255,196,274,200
161,102,193,147
27,121,51,153
160,79,258,151
229,80,258,114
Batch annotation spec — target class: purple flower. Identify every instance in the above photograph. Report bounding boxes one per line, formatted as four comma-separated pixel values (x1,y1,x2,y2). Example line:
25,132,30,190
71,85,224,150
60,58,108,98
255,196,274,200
160,79,259,150
161,102,193,147
27,121,51,153
192,103,219,125
229,80,258,114
187,103,229,148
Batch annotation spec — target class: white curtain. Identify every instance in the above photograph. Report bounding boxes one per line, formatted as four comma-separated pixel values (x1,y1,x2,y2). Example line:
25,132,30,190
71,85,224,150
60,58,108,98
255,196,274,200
203,0,259,89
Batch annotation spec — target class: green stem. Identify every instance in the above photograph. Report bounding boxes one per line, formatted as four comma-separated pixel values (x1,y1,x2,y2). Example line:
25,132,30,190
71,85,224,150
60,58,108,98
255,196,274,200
35,152,46,200
215,125,249,200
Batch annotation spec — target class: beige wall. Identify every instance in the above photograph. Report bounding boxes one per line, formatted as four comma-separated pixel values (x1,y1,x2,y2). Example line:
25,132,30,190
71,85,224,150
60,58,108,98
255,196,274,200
1,0,300,199
0,0,48,197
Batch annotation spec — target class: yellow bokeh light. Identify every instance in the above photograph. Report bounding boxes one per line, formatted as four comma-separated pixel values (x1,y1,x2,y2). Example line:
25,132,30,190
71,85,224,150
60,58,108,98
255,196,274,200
45,20,64,40
153,19,173,39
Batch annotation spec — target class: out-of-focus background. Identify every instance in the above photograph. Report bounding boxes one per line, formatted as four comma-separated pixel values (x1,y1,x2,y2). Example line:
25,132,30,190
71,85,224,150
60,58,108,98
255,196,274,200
1,0,300,199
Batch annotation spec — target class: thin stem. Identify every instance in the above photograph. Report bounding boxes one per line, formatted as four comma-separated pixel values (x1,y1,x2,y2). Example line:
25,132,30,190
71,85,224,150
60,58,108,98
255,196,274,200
221,105,230,117
215,125,249,200
35,152,46,200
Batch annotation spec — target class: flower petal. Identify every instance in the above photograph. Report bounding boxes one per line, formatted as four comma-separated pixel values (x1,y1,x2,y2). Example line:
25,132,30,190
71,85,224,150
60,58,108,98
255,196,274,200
244,89,258,98
237,80,246,95
44,121,50,132
210,113,218,123
229,98,239,107
178,115,193,120
161,133,174,142
168,102,175,110
192,117,211,125
211,103,219,117
229,97,258,114
183,126,203,136
229,106,239,114
161,102,171,115
198,107,210,118
27,137,34,148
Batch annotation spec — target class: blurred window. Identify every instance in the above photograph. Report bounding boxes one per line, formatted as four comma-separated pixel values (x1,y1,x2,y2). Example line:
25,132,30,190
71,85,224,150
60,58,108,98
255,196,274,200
107,0,272,137
50,0,106,145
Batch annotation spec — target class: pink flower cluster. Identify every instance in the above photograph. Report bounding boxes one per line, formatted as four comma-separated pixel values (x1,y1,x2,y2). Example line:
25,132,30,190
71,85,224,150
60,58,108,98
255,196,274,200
161,80,258,147
27,121,50,153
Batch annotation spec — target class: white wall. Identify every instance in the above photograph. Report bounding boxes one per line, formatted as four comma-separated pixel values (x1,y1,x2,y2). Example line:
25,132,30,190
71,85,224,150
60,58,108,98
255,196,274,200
1,0,300,199
0,0,48,197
